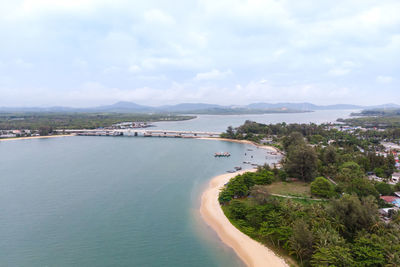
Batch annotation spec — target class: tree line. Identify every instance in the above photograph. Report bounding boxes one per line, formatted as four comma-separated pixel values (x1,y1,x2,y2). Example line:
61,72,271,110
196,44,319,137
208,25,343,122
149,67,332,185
219,122,400,266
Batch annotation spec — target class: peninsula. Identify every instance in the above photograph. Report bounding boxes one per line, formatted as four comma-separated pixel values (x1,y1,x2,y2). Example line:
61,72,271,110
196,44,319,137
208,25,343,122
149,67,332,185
206,120,400,266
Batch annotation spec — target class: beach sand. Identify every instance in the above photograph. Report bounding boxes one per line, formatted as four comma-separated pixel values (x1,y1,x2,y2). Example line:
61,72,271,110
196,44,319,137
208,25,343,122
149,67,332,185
198,137,281,154
0,134,74,142
200,170,289,267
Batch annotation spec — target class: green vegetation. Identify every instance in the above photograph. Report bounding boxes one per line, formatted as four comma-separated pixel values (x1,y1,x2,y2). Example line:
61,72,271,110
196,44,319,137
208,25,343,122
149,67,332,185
310,177,334,198
340,116,400,128
265,181,311,198
0,113,195,130
218,170,275,204
219,121,400,266
340,108,400,128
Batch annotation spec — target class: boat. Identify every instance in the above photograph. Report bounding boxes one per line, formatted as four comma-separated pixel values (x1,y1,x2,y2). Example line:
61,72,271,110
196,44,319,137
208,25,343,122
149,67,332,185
214,152,231,157
234,166,242,171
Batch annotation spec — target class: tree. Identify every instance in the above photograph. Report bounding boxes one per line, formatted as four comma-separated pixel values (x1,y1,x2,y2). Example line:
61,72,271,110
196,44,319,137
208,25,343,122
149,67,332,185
260,211,292,248
311,177,334,198
285,145,318,181
311,245,354,267
374,167,385,178
336,161,364,183
352,235,385,267
229,200,247,220
344,177,379,198
225,126,235,139
39,126,52,136
329,194,378,238
250,185,270,205
289,220,314,263
323,146,338,165
375,182,393,196
282,131,305,151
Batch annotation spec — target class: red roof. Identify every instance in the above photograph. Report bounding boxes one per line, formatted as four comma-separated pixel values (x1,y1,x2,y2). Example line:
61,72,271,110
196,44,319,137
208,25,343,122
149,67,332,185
380,196,400,203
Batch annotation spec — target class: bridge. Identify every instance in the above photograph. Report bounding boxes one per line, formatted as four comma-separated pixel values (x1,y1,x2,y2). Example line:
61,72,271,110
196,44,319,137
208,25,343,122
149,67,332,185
58,129,222,138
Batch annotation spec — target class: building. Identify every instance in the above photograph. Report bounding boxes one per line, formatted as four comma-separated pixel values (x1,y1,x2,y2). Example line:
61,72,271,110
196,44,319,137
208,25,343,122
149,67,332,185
379,207,399,220
391,172,400,184
380,196,400,207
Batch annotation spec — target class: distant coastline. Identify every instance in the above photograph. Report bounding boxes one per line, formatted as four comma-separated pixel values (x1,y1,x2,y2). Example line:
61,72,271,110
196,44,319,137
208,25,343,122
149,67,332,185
0,134,74,142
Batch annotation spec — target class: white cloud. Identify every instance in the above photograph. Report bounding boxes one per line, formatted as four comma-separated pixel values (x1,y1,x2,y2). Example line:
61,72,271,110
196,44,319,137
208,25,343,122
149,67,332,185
143,9,175,25
103,66,121,74
328,68,351,76
14,59,33,69
0,0,399,106
194,69,233,81
74,58,88,69
376,75,393,83
128,65,141,73
7,0,98,20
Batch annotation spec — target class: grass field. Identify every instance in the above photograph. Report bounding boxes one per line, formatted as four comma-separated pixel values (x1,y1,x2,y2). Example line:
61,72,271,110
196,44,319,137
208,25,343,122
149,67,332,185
265,181,311,198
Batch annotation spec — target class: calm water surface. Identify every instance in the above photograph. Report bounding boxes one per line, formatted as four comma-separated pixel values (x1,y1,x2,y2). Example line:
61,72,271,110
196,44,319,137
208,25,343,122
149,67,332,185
0,136,277,266
154,109,357,132
0,111,353,266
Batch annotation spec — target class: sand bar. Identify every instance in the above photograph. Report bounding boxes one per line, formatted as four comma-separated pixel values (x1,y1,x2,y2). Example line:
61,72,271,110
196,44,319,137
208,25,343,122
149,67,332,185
0,134,74,142
200,169,289,267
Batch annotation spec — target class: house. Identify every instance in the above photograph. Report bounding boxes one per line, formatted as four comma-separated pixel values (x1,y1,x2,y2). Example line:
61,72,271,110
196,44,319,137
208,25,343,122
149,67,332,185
380,196,400,207
379,207,399,217
391,172,400,184
369,175,383,182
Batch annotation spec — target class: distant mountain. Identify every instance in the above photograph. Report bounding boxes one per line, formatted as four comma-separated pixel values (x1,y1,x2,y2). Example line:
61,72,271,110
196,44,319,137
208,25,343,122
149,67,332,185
0,101,396,114
91,101,152,112
157,103,223,112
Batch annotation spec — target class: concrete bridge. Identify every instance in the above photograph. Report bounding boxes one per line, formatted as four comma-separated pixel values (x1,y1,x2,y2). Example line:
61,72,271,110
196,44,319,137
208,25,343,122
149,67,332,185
58,129,221,138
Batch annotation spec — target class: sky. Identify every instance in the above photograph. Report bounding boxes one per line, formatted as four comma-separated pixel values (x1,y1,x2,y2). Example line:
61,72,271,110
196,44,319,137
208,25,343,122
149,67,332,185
0,0,399,107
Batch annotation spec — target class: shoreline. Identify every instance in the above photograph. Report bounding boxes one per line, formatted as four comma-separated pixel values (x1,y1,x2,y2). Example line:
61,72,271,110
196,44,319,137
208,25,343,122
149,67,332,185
0,134,74,142
200,169,289,267
2,132,287,266
198,137,282,154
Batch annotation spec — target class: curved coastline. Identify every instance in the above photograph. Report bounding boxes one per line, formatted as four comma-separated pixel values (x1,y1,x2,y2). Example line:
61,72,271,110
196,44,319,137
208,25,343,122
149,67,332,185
200,169,289,267
3,133,287,265
199,138,288,267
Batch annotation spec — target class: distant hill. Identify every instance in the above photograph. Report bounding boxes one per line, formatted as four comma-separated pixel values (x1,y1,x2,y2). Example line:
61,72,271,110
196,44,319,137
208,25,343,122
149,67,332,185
157,103,222,112
91,101,152,112
0,101,395,114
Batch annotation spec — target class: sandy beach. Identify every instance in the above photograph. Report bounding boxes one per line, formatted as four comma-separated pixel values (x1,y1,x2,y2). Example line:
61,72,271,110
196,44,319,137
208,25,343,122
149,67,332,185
200,170,289,267
198,137,281,154
0,134,74,142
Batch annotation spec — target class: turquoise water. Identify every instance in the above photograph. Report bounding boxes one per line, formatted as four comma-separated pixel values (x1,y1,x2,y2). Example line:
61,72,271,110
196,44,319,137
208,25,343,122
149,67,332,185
0,136,277,266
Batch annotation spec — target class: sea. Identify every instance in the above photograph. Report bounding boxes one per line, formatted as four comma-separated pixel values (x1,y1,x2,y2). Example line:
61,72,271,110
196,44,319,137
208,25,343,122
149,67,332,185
0,110,355,266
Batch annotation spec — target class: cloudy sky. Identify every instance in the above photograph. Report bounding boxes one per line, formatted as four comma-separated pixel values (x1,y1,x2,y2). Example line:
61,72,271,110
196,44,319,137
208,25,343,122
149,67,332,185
0,0,399,107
